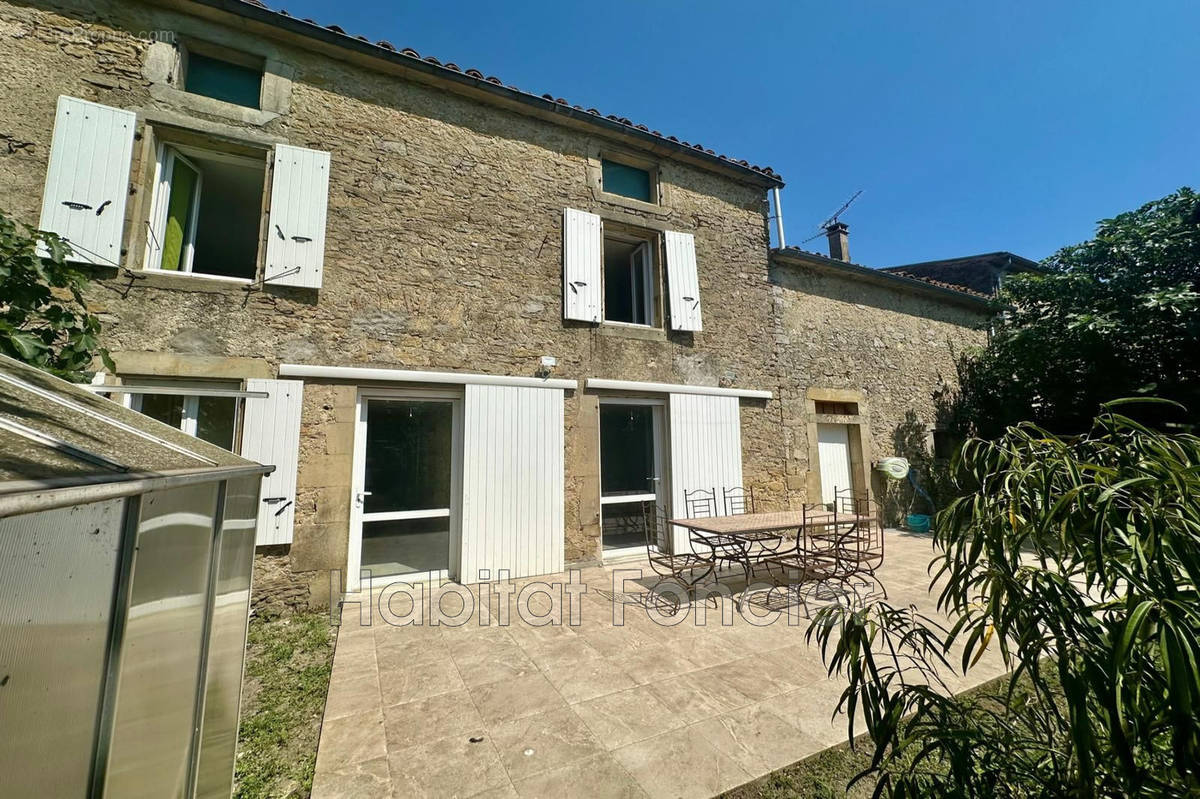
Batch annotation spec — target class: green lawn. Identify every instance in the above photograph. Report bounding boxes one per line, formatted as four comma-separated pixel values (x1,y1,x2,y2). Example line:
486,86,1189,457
234,611,335,799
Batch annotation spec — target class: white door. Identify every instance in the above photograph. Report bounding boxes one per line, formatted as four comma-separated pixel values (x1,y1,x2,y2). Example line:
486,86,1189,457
598,399,666,557
817,423,854,505
349,392,462,589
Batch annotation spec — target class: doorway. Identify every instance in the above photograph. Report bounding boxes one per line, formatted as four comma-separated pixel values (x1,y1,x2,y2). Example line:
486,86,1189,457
598,399,667,557
816,423,854,505
350,391,462,588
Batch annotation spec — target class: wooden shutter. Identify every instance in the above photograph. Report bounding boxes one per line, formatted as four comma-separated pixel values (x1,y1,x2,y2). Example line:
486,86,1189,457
460,384,565,580
562,208,602,322
37,96,136,266
664,230,703,331
264,144,330,289
668,393,743,552
240,378,304,545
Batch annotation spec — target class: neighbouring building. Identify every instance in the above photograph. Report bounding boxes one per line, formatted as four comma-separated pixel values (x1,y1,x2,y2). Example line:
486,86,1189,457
0,0,1021,607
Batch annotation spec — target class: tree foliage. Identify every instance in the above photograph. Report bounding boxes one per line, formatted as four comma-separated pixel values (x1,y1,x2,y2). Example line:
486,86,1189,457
945,189,1200,438
0,210,112,379
810,401,1200,797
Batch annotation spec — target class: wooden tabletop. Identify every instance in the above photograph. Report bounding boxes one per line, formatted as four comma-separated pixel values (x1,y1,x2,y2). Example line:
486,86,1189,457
669,509,871,535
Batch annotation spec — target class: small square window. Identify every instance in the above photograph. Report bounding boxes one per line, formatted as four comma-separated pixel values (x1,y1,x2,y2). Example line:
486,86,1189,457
145,142,266,281
601,159,654,203
184,51,263,108
603,228,658,326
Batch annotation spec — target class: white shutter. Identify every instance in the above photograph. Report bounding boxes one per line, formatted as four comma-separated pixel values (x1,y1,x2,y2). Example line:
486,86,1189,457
240,378,304,545
668,393,742,552
664,230,703,331
460,384,565,580
817,424,853,505
37,96,135,266
562,208,602,322
264,144,330,289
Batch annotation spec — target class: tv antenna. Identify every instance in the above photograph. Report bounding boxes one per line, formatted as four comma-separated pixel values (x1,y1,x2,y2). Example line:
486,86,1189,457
801,189,863,244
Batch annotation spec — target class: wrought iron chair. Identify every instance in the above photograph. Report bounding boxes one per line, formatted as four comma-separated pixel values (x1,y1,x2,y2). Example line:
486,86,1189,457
640,501,717,613
684,487,718,518
756,503,842,617
723,486,755,515
722,485,786,564
810,487,886,600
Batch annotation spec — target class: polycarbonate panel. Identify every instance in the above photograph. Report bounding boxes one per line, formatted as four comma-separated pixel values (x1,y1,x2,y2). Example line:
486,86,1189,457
194,477,259,798
105,482,219,799
0,499,126,796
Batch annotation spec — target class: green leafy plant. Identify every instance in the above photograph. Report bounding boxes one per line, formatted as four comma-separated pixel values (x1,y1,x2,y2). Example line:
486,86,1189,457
0,210,113,379
810,400,1200,797
943,188,1200,437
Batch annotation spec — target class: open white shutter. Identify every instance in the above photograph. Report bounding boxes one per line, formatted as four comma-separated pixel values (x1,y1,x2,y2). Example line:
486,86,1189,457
668,393,742,552
664,230,703,331
562,208,602,322
37,96,135,266
240,378,304,546
264,144,330,289
460,384,565,580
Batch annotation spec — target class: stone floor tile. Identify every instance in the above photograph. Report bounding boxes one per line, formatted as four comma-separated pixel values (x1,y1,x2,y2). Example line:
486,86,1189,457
645,671,753,725
612,725,752,799
313,710,387,774
762,678,851,738
310,755,391,799
387,734,510,799
324,673,382,721
451,640,538,687
511,753,648,799
379,658,465,707
571,685,686,750
518,634,601,671
690,702,824,774
487,707,605,782
470,671,567,726
540,656,638,704
608,645,700,685
383,688,486,751
376,633,451,671
696,657,795,702
661,630,743,669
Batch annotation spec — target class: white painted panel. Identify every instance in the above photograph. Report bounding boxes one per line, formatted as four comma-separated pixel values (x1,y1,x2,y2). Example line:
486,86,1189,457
460,384,565,580
240,378,304,545
668,393,743,552
264,144,330,289
562,207,602,322
664,230,702,331
817,423,853,505
37,96,135,266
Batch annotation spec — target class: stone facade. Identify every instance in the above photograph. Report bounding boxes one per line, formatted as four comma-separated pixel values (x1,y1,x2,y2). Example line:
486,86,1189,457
0,0,992,608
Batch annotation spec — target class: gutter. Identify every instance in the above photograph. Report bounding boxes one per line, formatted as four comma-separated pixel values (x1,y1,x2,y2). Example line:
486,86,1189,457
177,0,785,189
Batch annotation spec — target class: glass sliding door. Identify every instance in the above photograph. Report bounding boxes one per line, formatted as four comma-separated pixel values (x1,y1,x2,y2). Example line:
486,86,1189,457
354,395,460,582
599,400,666,555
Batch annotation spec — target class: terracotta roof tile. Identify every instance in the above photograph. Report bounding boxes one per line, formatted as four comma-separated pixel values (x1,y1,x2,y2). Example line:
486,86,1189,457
229,0,779,181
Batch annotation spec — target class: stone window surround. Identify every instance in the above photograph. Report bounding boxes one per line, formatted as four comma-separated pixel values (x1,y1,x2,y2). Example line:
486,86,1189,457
585,145,670,217
142,37,293,127
586,207,678,342
804,387,875,505
123,110,287,291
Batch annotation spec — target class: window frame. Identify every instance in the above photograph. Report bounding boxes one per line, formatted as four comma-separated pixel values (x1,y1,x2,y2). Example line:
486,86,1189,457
601,224,662,329
120,378,245,452
142,138,270,283
178,39,266,110
591,149,664,211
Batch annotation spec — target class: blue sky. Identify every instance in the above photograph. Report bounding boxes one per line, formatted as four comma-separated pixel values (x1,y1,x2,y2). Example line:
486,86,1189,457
276,0,1198,267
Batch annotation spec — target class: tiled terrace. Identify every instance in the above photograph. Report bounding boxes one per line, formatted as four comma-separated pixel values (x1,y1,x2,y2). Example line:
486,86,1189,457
310,530,1006,798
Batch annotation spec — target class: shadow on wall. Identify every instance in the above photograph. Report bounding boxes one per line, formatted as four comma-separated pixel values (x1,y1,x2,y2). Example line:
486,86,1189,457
881,409,959,527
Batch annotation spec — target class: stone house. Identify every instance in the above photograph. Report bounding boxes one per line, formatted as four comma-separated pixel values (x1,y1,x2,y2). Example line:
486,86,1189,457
1,0,1005,606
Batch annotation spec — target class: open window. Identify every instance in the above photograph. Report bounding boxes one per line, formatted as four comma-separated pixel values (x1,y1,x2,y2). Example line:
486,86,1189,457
603,226,659,326
145,142,266,281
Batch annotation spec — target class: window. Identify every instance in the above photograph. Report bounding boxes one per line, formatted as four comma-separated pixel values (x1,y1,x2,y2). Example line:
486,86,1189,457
932,429,962,461
184,50,263,108
815,400,859,416
146,143,266,280
123,381,242,451
601,158,654,203
603,227,658,326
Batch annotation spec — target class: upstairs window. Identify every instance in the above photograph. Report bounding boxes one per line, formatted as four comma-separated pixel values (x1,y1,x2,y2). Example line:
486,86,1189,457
603,227,659,326
184,49,263,108
601,158,654,203
145,143,266,281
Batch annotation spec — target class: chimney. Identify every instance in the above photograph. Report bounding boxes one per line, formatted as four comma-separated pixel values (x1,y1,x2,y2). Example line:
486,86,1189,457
825,222,850,262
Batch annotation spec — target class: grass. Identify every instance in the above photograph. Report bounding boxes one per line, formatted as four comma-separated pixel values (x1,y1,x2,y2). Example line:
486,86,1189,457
234,611,335,799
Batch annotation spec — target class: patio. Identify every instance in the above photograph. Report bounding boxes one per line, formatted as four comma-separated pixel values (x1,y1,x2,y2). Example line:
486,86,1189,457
310,529,1007,799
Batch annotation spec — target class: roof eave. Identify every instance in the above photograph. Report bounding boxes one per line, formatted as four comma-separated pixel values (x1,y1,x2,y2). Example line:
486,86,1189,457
771,248,995,309
173,0,785,188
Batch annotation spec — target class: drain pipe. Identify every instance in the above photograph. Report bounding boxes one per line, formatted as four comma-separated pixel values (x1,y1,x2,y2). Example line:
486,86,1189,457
771,187,786,248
